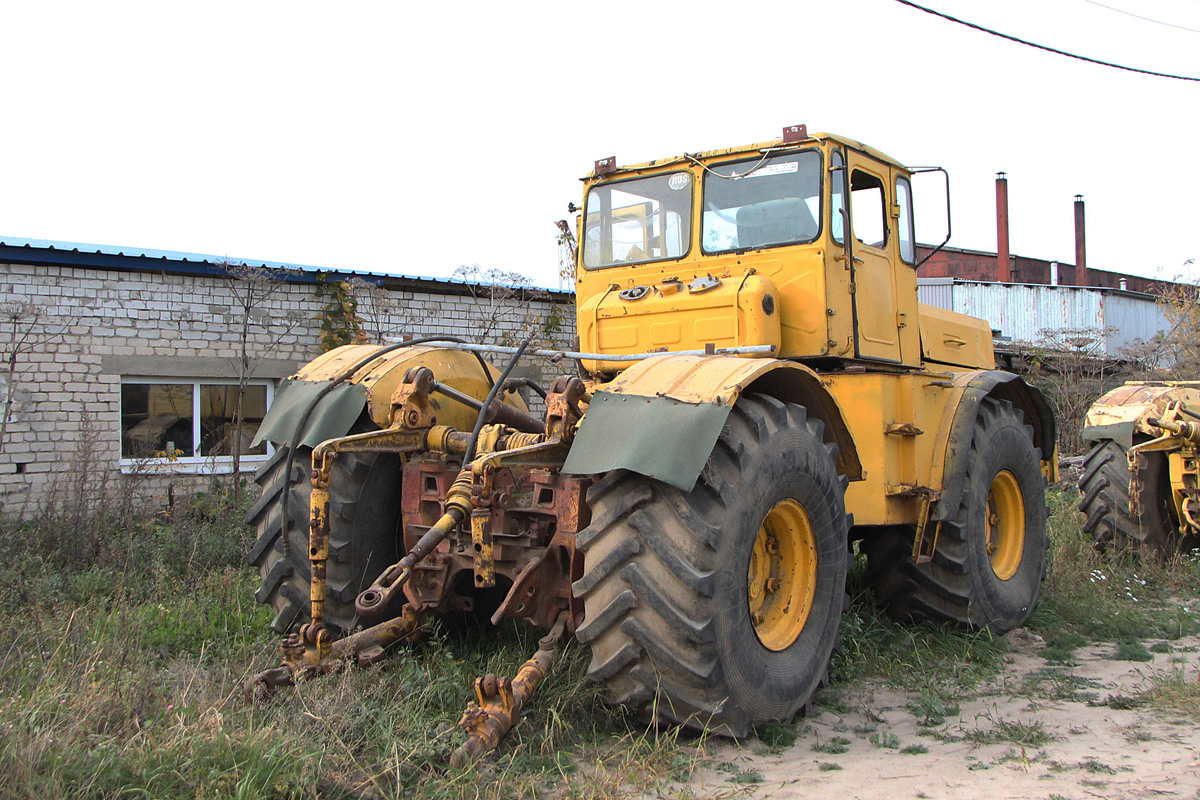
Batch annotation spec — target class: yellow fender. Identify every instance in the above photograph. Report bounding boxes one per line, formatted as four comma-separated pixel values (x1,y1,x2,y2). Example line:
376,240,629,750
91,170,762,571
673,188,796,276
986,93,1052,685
256,343,526,449
563,354,861,490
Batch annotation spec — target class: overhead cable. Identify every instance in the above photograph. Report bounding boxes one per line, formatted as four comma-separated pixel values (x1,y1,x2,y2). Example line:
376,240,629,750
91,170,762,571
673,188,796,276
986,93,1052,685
891,0,1200,81
1081,0,1200,34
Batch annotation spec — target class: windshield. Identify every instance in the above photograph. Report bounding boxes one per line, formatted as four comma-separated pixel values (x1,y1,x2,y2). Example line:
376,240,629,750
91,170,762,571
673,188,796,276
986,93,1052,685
583,172,692,269
702,150,821,253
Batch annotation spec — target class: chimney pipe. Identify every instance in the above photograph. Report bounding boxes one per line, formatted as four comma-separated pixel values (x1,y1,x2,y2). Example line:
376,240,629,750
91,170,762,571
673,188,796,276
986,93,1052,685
996,172,1011,282
1050,261,1059,286
1074,194,1087,287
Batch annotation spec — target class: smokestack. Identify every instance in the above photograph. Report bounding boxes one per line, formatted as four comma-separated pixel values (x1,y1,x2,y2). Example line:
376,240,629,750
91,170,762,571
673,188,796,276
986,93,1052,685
1074,194,1087,287
996,172,1011,282
1050,261,1059,286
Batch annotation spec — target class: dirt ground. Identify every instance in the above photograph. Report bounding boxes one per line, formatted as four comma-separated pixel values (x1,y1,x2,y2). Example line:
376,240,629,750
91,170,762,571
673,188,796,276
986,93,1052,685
670,632,1200,800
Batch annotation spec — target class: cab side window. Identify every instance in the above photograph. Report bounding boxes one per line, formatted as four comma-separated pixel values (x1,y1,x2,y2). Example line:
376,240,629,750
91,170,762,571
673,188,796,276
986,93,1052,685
895,177,915,264
850,170,887,248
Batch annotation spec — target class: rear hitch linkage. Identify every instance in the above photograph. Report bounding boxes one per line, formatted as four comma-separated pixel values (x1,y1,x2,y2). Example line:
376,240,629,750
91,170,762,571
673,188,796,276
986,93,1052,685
246,360,589,767
450,611,570,769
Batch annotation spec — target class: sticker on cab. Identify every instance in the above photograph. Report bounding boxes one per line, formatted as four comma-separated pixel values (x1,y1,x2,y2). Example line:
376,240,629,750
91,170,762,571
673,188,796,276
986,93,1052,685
745,161,799,178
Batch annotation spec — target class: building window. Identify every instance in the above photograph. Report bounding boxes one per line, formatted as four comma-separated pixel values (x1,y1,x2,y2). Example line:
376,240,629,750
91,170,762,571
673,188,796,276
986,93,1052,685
119,378,274,472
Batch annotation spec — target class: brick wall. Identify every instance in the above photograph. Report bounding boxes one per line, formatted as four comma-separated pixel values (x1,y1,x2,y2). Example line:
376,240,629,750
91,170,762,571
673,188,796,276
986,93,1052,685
0,261,575,517
915,246,1174,294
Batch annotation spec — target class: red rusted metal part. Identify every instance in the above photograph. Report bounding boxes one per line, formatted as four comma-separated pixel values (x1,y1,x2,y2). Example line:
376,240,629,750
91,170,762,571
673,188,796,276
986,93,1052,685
243,666,295,702
782,124,807,143
995,172,1011,283
246,605,426,703
398,452,587,631
390,366,439,428
545,377,586,442
449,612,569,769
356,468,475,616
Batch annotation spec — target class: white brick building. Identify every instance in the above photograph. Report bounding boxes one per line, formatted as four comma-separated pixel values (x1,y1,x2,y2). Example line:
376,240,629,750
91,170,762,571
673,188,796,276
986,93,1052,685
0,238,575,517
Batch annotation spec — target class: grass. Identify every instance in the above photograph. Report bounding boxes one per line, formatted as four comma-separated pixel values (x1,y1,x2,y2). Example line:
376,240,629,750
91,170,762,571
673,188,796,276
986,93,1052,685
0,485,671,800
831,588,1012,702
3,476,1198,798
1030,488,1200,645
963,716,1060,747
1135,663,1200,719
1110,638,1154,662
811,736,852,755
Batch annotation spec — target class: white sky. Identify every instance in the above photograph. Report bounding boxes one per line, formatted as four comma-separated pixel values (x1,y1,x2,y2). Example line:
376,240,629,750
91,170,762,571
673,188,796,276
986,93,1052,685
2,0,1197,289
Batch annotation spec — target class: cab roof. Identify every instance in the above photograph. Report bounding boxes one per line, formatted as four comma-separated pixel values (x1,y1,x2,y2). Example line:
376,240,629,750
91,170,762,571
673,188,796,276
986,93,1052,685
583,131,909,181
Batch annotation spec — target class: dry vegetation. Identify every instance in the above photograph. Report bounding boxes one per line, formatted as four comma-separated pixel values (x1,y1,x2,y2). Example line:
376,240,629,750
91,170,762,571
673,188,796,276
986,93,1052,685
0,468,1197,798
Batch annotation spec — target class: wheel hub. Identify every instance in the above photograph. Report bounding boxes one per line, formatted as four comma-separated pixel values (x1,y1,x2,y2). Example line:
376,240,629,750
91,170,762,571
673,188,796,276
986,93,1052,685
748,498,817,651
985,469,1025,580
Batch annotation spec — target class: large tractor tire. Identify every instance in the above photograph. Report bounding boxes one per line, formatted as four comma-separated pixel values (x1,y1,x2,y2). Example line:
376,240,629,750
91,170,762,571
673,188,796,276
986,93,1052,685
572,395,849,737
863,398,1047,633
245,418,403,634
1079,439,1185,557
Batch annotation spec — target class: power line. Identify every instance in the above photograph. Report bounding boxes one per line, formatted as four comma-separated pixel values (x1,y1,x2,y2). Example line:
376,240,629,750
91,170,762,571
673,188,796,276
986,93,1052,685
891,0,1200,81
1081,0,1200,33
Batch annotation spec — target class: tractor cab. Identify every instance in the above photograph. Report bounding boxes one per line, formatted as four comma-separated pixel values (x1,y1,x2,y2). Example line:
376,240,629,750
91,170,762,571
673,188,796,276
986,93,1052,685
575,126,980,371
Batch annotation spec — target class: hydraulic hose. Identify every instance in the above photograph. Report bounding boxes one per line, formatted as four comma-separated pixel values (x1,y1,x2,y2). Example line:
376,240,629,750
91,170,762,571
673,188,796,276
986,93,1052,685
502,376,547,400
462,336,533,466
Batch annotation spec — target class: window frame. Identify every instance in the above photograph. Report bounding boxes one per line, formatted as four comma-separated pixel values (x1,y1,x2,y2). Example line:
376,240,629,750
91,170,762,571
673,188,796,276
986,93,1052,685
700,148,824,256
581,171,694,270
831,149,846,245
118,376,276,475
895,175,916,265
849,168,889,250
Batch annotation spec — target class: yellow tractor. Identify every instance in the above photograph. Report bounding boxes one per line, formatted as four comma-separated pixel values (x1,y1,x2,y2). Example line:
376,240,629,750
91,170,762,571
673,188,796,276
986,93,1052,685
1080,382,1200,556
245,126,1057,763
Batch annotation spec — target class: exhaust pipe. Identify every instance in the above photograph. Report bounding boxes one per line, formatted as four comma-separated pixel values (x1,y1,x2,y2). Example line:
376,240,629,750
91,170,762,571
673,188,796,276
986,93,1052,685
1074,194,1087,287
996,172,1011,282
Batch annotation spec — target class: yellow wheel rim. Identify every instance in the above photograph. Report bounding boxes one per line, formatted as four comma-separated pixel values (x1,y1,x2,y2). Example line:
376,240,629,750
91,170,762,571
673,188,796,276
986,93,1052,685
747,498,818,651
986,470,1025,581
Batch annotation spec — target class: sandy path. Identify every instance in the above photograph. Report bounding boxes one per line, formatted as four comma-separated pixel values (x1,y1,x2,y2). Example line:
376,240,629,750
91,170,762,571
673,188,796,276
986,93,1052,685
670,633,1200,800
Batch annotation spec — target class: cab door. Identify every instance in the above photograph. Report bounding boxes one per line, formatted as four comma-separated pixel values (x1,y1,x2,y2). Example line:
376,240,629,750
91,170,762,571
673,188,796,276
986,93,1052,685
845,153,901,362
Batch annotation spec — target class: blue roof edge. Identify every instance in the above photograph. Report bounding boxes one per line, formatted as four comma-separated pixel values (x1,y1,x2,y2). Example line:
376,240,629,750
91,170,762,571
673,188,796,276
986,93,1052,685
0,236,573,298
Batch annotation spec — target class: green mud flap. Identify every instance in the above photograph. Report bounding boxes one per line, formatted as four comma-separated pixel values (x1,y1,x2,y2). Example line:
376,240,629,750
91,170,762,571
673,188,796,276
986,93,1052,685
562,391,732,492
252,378,369,449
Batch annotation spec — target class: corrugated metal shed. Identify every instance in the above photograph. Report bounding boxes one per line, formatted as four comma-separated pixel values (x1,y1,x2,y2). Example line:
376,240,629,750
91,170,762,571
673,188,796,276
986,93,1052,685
917,278,1169,355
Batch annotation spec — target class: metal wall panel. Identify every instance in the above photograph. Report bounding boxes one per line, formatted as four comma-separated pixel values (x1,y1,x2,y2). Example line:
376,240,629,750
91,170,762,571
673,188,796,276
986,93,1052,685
916,279,1170,356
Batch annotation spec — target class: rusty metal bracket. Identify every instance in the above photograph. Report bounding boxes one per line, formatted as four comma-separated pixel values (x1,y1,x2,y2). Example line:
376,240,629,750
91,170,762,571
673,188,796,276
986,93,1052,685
302,425,436,650
1130,401,1191,518
449,611,569,768
471,508,495,589
910,490,941,564
545,376,587,442
390,366,439,429
246,604,426,703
